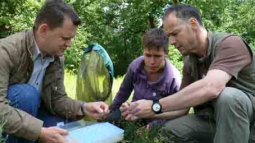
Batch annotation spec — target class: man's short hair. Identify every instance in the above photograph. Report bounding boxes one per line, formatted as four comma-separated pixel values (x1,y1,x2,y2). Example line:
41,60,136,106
142,28,169,53
34,0,81,30
163,4,203,26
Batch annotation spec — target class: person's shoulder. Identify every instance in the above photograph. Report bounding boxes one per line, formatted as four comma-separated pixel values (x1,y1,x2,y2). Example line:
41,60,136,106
216,33,248,50
166,59,177,70
1,30,27,42
210,31,242,45
165,59,181,78
210,31,231,37
221,35,244,44
0,29,31,52
0,29,34,64
131,56,144,63
129,56,144,70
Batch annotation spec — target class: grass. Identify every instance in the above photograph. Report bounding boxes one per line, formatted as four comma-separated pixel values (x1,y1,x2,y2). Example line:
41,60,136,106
64,71,128,100
64,71,77,99
0,116,7,143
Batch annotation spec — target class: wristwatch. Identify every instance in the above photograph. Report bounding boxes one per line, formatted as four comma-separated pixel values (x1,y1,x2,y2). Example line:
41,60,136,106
152,99,162,114
81,102,86,116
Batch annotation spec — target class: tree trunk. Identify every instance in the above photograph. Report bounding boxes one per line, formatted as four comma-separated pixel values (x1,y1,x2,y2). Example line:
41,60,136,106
148,14,155,28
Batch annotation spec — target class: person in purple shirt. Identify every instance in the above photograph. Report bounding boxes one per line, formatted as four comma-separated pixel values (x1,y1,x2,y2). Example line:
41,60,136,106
108,28,184,128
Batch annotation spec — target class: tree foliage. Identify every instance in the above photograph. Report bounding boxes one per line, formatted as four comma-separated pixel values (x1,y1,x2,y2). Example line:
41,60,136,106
0,0,254,75
0,0,42,38
70,0,173,75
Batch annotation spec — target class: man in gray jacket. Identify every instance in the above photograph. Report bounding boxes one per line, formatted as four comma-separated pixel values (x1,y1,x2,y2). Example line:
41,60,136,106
0,0,109,143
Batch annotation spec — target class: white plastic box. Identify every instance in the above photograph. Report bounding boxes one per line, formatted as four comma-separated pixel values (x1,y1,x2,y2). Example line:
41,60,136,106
58,120,124,143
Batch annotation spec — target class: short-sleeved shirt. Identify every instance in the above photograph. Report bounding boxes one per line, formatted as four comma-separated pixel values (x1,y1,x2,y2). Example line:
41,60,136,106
181,36,251,89
111,56,181,110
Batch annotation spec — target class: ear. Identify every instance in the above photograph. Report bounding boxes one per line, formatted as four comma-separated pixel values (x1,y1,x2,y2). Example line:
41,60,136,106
189,18,199,30
37,23,49,38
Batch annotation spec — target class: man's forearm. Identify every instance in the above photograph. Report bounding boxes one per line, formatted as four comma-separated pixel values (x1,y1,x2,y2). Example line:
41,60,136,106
151,108,189,120
160,79,215,112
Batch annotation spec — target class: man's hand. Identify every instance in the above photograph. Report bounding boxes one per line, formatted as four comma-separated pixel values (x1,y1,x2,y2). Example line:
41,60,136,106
128,99,154,118
120,102,131,117
120,102,139,121
39,127,68,143
84,102,110,120
125,113,139,121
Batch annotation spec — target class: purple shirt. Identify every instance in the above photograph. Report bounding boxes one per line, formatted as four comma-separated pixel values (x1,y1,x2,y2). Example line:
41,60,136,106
111,56,181,110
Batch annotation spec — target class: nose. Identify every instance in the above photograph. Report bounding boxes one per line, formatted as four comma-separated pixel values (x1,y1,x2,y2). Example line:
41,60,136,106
65,39,72,47
149,56,156,65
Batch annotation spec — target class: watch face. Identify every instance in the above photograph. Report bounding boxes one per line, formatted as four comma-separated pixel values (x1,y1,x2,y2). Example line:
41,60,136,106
153,103,161,112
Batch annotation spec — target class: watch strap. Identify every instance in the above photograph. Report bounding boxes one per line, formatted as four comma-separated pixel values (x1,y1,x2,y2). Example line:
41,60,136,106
81,102,86,116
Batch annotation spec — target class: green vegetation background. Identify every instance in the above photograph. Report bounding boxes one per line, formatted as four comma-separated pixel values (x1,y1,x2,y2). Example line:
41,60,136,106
1,0,255,142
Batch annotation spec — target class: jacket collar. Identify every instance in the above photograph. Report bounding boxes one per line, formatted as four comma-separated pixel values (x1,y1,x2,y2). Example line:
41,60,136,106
23,29,36,77
26,29,36,62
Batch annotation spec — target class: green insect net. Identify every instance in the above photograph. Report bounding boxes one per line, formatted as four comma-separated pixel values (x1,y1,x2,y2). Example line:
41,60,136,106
76,50,112,105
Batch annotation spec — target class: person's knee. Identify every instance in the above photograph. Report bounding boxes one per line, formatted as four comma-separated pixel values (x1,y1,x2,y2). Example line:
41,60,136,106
214,87,253,122
7,84,41,116
161,115,214,143
161,118,192,142
8,84,40,103
161,120,181,142
161,120,177,136
216,87,251,110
